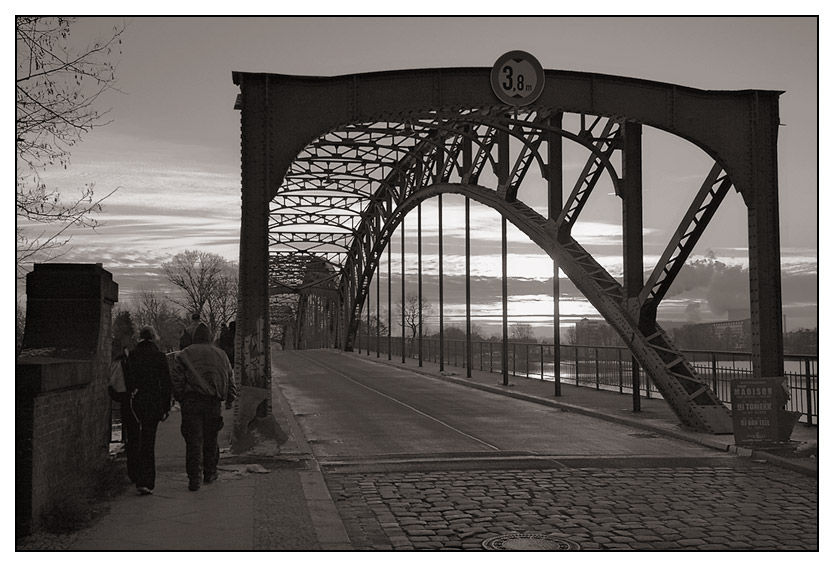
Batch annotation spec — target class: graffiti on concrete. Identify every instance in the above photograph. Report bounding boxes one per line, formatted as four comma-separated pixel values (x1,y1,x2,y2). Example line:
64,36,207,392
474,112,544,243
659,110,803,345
242,316,266,388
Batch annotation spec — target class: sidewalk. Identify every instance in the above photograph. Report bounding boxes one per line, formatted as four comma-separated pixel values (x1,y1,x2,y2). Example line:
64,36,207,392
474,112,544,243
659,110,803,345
21,347,816,551
65,395,351,551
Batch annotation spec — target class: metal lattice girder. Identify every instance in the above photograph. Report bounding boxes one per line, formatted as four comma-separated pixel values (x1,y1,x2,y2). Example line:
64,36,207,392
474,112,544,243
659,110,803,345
268,253,340,294
501,111,554,201
280,112,613,295
235,68,785,437
387,183,732,433
506,197,731,433
639,163,733,315
554,117,621,235
461,125,497,184
268,109,706,357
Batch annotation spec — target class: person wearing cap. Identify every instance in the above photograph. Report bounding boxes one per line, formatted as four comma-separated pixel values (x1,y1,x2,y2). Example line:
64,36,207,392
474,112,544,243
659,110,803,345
126,326,173,495
172,323,238,491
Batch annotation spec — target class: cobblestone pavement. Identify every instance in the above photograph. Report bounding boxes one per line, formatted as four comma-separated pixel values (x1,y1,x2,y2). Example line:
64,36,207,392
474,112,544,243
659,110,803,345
324,461,818,551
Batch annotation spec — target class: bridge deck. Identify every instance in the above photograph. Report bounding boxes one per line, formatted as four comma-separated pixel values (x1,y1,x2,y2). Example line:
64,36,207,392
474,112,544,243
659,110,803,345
280,350,817,464
47,347,817,551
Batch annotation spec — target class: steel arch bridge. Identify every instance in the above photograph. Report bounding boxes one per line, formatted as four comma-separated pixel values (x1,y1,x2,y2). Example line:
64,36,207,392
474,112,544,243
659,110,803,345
230,66,785,439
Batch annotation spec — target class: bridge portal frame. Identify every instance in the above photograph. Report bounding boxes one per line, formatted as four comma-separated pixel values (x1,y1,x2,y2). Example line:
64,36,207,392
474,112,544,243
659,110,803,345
232,67,784,436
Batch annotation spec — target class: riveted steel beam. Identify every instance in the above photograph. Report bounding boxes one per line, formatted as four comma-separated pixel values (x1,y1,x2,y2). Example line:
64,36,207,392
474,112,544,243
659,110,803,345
640,163,732,319
554,117,620,236
235,68,784,437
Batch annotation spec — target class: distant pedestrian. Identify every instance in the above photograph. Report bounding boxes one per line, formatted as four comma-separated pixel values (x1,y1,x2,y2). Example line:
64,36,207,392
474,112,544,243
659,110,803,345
218,322,234,365
216,322,228,349
109,344,138,484
178,312,203,350
172,323,238,491
125,326,173,495
178,328,191,350
226,321,236,366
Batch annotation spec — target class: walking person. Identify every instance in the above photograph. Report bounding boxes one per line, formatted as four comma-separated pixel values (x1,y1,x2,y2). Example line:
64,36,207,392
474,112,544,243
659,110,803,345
126,326,173,495
110,343,139,485
178,312,203,349
218,322,234,365
172,323,238,491
226,320,236,366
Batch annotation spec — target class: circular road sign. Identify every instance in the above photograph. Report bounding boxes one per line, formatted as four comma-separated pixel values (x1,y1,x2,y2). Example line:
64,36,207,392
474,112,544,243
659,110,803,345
490,51,545,106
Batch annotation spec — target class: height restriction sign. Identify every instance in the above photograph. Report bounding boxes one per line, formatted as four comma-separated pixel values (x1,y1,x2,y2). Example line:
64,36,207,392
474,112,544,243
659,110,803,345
490,51,545,106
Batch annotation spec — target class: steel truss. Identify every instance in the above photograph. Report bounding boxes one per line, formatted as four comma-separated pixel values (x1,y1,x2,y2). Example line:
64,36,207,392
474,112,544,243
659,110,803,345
235,69,786,436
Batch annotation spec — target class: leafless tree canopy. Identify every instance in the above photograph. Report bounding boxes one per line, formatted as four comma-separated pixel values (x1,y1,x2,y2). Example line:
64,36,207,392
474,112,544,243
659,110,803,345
397,293,433,339
16,17,125,275
510,322,535,342
133,289,183,351
162,250,238,335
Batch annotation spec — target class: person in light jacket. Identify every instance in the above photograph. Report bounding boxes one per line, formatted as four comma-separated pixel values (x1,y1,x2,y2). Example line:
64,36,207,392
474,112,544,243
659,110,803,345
172,323,238,491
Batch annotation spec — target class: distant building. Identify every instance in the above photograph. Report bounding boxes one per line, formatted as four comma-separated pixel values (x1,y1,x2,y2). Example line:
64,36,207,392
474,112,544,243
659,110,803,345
575,318,622,346
673,318,751,351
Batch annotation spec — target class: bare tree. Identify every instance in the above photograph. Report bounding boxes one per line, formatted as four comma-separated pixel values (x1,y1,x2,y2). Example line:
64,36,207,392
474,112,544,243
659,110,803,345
205,264,238,332
563,326,577,345
396,293,433,339
357,312,389,337
510,322,535,342
162,250,238,334
133,289,183,352
111,307,137,353
16,17,126,276
16,299,27,355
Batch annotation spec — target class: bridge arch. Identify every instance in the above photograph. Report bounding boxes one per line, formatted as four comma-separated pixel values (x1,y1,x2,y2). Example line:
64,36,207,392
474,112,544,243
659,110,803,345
232,66,783,436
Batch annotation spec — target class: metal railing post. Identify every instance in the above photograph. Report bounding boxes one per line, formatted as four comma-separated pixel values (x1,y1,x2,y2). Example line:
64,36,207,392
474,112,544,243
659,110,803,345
595,347,600,390
805,357,814,426
618,348,624,394
575,346,580,386
711,352,718,397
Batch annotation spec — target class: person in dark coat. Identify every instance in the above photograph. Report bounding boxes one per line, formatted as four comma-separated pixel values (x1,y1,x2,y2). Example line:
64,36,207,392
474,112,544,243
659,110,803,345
126,326,173,495
226,321,236,366
178,312,203,350
217,322,235,365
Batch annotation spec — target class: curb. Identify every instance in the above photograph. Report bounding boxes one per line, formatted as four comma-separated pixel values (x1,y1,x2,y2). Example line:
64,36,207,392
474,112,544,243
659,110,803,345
359,354,817,477
272,381,354,550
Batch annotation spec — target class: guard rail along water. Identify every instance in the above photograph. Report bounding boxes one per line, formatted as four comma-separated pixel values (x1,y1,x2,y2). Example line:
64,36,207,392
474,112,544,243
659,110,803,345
354,336,818,427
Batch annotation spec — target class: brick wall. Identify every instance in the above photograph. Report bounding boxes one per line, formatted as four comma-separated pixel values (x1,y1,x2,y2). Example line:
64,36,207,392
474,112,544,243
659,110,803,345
16,264,117,536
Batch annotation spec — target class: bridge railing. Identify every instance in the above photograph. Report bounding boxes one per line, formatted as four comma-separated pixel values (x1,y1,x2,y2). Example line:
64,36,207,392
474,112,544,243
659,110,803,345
355,336,818,426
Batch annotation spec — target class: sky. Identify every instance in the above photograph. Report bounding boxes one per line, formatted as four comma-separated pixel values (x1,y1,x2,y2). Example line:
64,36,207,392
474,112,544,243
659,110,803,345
13,15,820,337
